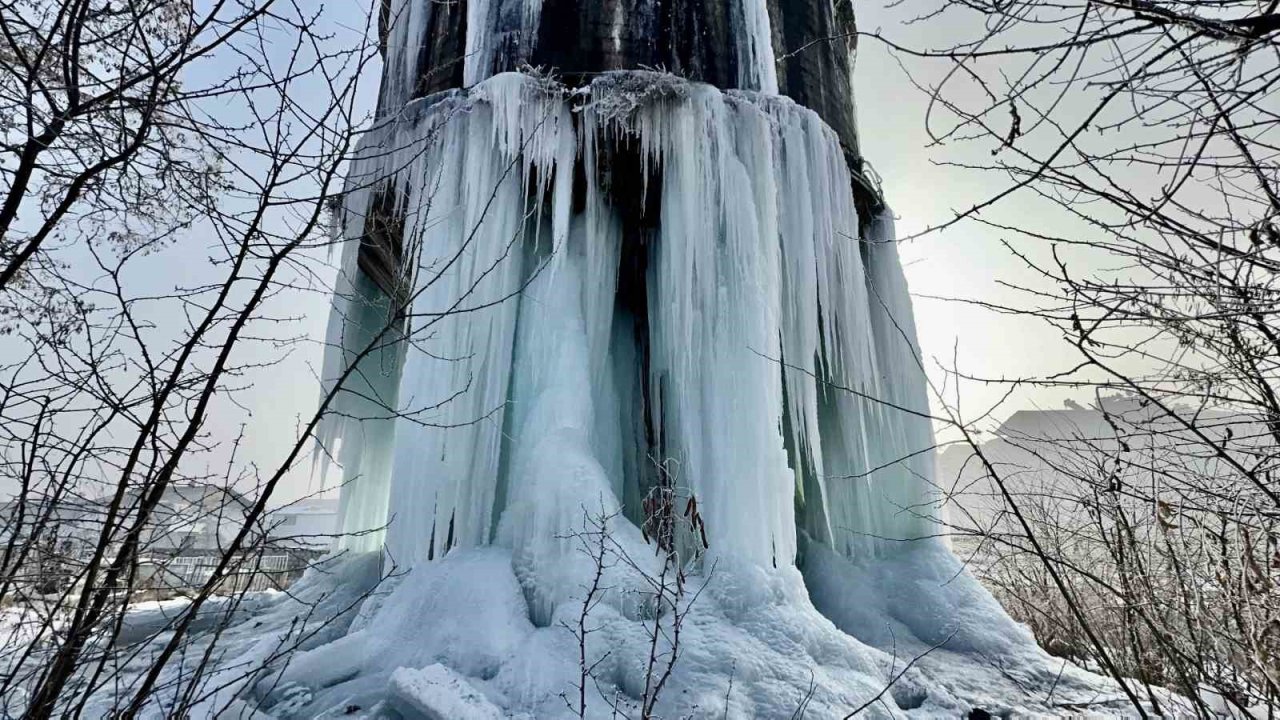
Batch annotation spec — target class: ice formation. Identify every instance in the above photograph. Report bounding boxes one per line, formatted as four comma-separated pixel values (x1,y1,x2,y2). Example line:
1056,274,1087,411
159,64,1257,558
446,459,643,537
110,545,1133,717
320,71,936,571
0,1,1146,716
259,1,1138,716
80,65,1133,719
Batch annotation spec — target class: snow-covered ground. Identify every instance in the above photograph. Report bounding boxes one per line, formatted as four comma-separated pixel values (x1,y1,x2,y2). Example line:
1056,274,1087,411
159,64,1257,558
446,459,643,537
24,542,1151,718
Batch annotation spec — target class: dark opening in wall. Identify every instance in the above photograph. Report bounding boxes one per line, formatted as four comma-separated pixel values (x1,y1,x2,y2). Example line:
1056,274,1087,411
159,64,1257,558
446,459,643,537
358,185,407,308
594,130,667,521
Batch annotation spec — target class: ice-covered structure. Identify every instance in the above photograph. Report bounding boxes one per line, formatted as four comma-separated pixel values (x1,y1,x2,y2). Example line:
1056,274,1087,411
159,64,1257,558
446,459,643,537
215,0,1134,716
321,72,935,571
321,0,932,568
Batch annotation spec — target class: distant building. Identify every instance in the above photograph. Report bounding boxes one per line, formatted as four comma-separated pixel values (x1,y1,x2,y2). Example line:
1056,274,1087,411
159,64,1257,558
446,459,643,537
264,497,340,551
0,484,339,598
937,394,1240,551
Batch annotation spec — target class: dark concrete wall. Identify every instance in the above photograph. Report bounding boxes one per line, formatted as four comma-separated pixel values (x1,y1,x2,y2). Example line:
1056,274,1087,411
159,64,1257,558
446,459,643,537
380,0,862,162
363,0,880,296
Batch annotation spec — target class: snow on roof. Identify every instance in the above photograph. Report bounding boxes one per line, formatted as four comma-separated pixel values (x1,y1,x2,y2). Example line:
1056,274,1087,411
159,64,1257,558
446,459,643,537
272,498,339,516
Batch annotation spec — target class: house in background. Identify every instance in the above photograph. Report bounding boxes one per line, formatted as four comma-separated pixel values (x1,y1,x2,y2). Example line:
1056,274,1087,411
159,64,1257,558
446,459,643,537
936,394,1242,557
1,484,341,598
264,497,340,552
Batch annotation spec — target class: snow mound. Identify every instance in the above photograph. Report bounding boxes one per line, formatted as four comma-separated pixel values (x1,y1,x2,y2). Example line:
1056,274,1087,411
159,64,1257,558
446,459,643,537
803,540,1136,715
123,544,1130,718
389,664,505,720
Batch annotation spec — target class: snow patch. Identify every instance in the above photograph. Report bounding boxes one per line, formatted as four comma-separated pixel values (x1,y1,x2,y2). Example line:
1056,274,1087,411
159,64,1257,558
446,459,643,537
389,664,505,720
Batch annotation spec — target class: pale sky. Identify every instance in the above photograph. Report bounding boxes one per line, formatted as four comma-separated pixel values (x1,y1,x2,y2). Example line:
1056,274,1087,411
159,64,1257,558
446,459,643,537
854,1,1119,437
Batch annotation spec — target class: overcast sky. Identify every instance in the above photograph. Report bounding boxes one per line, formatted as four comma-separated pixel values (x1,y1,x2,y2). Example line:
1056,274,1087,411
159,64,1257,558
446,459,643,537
855,1,1130,439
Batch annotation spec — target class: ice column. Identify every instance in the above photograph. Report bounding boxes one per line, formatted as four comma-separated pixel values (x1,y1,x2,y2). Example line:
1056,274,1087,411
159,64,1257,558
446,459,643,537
320,73,938,569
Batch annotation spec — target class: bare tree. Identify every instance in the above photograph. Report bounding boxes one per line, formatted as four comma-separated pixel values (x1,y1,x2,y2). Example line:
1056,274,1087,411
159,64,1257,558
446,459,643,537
559,464,713,720
865,0,1280,714
0,0,549,715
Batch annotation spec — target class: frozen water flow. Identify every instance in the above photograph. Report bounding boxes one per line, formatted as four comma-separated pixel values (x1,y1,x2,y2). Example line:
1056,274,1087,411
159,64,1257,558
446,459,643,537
378,0,782,110
320,72,938,568
288,69,1134,718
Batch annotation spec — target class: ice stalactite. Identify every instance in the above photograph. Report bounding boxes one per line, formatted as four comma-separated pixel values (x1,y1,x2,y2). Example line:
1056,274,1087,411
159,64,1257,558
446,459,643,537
314,256,404,554
734,0,779,94
319,71,938,574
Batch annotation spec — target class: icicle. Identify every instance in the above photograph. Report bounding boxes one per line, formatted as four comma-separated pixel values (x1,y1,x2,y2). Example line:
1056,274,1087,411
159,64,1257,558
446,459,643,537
464,0,494,86
378,0,433,115
382,0,780,112
321,71,936,571
464,0,546,87
735,0,779,94
495,244,630,625
862,209,937,544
